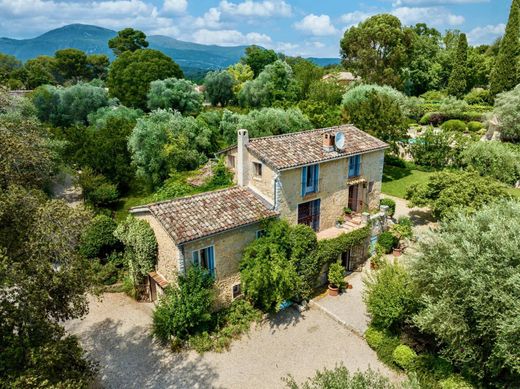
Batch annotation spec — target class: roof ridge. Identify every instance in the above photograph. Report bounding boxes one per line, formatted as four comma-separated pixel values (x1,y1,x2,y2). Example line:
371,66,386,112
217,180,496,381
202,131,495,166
249,124,353,142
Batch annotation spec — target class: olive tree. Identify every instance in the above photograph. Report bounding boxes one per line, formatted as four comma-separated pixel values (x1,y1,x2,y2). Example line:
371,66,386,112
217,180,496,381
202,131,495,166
494,84,520,142
204,70,235,107
147,78,203,115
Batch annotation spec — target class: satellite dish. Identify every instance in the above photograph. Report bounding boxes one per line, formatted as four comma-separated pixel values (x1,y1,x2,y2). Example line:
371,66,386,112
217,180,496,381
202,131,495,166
335,132,346,151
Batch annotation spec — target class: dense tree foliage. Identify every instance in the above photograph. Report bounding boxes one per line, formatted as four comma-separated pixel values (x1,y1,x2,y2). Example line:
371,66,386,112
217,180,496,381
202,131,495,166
107,49,183,109
447,33,468,98
147,77,203,114
79,214,120,260
240,45,278,77
204,70,235,107
227,63,254,94
109,28,149,56
0,53,21,84
490,0,519,97
342,84,406,149
410,200,520,386
494,84,520,142
409,128,469,168
340,14,412,88
406,171,509,219
287,57,323,99
54,48,89,82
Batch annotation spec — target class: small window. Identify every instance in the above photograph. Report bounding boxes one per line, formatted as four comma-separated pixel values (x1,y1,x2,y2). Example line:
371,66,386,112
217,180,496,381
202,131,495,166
228,155,236,168
255,230,265,239
232,283,242,299
368,181,374,193
192,246,215,277
253,162,262,177
348,155,361,178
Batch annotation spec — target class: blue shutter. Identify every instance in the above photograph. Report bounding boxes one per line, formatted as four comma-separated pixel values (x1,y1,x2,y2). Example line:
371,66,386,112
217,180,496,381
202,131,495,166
348,157,354,177
301,166,307,197
313,164,319,192
192,250,199,266
355,155,361,176
207,246,215,278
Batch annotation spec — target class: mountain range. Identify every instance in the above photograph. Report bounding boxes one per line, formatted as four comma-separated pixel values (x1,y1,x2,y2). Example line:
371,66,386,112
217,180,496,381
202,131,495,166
0,24,340,78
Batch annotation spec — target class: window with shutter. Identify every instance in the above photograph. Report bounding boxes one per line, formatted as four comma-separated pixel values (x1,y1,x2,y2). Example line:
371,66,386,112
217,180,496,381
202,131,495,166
301,164,319,196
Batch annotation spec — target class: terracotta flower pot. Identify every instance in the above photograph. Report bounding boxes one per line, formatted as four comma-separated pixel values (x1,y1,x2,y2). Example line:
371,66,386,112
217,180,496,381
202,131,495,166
347,283,353,289
393,248,402,257
328,284,339,296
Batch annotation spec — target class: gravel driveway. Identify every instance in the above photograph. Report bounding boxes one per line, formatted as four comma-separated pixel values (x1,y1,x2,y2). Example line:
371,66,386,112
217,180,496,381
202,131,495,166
66,293,400,389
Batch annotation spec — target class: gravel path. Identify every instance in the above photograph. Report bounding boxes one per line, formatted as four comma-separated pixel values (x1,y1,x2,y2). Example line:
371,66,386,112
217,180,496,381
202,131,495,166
66,293,400,389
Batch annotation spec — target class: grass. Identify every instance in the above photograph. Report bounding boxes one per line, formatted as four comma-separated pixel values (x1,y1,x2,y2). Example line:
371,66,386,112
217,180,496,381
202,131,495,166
382,164,435,199
506,187,520,199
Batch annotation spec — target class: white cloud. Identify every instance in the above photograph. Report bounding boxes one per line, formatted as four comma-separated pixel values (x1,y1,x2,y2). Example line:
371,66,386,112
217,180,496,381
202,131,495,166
467,23,505,45
294,14,338,36
162,0,187,15
393,0,487,5
391,6,464,26
191,28,271,46
340,11,375,27
219,0,291,18
194,7,222,28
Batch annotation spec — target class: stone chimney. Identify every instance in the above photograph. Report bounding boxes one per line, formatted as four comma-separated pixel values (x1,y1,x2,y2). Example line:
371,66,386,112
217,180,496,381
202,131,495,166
237,129,249,186
323,133,334,152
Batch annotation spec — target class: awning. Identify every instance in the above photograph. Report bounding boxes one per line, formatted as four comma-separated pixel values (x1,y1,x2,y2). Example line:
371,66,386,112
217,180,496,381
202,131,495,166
149,271,170,289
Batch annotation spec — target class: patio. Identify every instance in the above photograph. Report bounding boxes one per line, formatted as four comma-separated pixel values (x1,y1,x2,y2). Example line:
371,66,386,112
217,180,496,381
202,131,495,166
316,213,367,240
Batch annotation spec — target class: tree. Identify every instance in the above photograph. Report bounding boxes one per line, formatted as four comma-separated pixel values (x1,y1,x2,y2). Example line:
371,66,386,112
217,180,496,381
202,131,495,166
79,214,120,259
107,49,183,109
114,215,157,286
238,60,299,107
409,128,469,169
0,53,22,84
410,200,520,385
490,0,520,97
342,84,407,150
405,171,509,219
240,45,278,77
220,107,312,144
0,185,96,387
54,48,88,82
227,62,254,94
494,84,520,142
77,167,119,208
147,77,203,114
204,70,235,107
86,54,110,80
340,14,412,88
109,28,149,56
287,57,323,99
152,266,214,343
23,56,58,88
447,33,468,98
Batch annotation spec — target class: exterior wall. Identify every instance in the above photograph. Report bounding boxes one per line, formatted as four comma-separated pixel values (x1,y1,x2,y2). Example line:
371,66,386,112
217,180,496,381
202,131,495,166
359,150,385,210
223,147,238,184
181,222,263,306
134,212,181,283
247,153,275,202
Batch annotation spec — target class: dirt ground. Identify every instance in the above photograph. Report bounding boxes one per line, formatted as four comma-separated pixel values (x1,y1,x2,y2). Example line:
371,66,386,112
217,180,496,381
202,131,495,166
66,293,400,389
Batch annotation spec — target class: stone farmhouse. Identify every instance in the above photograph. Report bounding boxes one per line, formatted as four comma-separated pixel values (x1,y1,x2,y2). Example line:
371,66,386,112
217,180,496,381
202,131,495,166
131,125,388,305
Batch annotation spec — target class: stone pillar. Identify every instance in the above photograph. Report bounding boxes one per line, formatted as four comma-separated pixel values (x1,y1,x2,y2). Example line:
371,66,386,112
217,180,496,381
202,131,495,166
237,129,249,187
362,212,370,224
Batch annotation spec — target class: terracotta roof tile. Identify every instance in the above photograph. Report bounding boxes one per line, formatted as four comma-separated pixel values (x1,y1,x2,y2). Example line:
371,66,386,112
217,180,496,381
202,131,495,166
246,125,388,171
141,187,278,244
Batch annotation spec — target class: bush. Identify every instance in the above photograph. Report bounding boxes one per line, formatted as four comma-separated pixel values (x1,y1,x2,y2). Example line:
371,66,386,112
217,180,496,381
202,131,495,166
415,354,454,381
377,232,397,254
466,121,483,132
439,375,474,389
328,261,345,289
376,332,401,368
392,344,417,370
380,198,396,217
78,167,119,207
420,90,446,101
439,97,469,117
493,84,520,142
365,326,385,349
364,262,418,330
79,215,120,259
464,88,491,105
441,119,467,132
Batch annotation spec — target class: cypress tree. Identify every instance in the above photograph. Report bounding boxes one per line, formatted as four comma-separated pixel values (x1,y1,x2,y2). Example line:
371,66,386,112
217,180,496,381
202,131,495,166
490,0,520,97
447,33,468,98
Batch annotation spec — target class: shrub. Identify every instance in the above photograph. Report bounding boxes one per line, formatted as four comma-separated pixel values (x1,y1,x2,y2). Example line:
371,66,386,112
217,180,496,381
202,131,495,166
392,344,417,370
152,266,214,343
364,262,418,330
376,332,401,368
377,232,397,254
439,97,469,117
188,332,213,353
493,84,520,142
441,119,467,132
466,121,483,132
328,261,345,289
439,375,474,389
464,88,491,105
420,90,446,101
79,215,120,259
390,217,413,242
380,198,396,217
78,167,119,207
365,326,385,349
415,354,454,381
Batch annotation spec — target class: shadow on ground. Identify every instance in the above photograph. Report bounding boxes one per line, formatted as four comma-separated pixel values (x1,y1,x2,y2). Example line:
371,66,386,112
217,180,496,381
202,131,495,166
74,318,221,389
266,306,304,334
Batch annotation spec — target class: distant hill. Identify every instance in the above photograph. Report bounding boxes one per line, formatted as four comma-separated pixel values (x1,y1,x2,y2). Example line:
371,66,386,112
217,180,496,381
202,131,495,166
0,24,338,79
307,57,341,67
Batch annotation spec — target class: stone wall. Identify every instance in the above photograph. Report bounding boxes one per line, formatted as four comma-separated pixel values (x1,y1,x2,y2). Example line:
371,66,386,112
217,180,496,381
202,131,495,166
247,153,275,201
359,150,385,210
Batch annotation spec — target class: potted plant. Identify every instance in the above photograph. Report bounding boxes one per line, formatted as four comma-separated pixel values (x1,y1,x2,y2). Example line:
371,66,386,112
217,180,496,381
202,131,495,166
343,207,353,220
328,261,345,296
335,217,343,228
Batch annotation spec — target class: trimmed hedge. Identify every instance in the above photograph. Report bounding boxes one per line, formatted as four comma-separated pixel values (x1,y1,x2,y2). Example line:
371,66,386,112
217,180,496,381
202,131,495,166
441,119,467,132
419,111,484,126
466,121,483,132
315,225,370,266
392,344,417,370
365,326,385,349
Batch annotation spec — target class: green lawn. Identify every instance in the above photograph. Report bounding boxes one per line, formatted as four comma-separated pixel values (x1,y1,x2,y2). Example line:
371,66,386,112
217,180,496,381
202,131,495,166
382,165,435,199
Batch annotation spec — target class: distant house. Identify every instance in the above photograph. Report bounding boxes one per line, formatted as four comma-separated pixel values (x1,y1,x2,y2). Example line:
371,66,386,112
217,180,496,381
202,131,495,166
322,71,360,85
132,125,388,304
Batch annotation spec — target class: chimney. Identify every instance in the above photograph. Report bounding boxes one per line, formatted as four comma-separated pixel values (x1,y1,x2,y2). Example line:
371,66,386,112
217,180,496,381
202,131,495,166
237,129,249,186
323,133,334,152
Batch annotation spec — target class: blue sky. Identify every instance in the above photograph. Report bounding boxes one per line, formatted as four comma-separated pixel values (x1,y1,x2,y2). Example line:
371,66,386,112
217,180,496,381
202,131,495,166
0,0,510,57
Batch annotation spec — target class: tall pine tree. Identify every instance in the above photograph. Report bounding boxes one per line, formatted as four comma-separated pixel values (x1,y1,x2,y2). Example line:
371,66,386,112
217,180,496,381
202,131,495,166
447,33,468,98
490,0,519,97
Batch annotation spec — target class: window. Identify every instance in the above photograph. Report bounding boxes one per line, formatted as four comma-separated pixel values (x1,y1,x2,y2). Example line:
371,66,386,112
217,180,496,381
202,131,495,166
297,198,321,232
192,246,215,277
255,230,265,239
253,162,262,177
348,155,361,178
301,164,319,196
232,283,242,299
228,155,236,168
368,181,374,193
